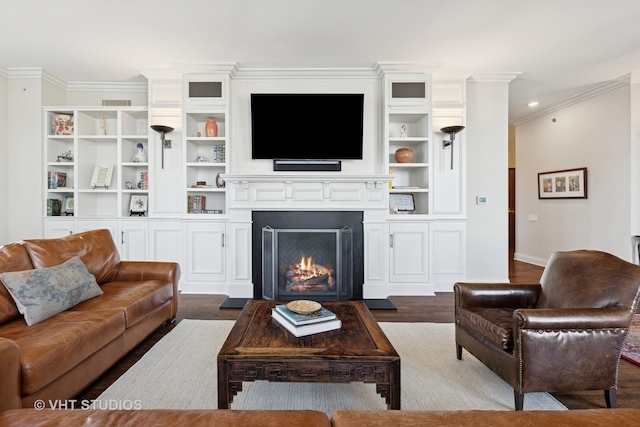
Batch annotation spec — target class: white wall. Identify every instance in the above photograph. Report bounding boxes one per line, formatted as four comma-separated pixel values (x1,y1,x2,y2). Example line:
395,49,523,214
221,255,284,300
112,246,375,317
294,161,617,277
515,86,631,264
65,89,147,107
0,71,8,245
465,81,510,282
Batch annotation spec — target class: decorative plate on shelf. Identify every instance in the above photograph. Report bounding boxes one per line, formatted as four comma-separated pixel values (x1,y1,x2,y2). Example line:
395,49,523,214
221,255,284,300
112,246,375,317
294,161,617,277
286,300,322,315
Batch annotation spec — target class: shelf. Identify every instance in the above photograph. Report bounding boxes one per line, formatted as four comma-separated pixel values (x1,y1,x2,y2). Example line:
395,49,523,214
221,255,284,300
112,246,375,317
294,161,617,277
390,188,429,193
390,162,429,168
186,162,226,167
389,137,428,144
185,137,225,143
186,187,225,192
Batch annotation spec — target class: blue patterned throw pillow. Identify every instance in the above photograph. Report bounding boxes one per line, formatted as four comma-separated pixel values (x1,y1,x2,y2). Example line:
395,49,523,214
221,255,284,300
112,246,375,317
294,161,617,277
0,256,103,326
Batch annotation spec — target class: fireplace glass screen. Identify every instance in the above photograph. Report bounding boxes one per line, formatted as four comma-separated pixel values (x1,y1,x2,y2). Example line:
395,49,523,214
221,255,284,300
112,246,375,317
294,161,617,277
262,226,353,300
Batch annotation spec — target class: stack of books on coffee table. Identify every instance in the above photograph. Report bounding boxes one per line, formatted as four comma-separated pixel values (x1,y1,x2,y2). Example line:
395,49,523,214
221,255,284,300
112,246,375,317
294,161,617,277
271,303,341,337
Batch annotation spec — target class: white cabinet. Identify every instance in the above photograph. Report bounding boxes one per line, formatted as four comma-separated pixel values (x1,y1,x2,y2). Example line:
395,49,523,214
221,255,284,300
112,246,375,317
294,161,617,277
45,219,75,238
184,221,226,292
389,222,431,293
119,220,149,261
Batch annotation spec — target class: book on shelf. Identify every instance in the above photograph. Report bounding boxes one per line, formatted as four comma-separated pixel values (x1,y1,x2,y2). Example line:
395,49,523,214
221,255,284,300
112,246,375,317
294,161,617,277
271,309,341,337
187,195,207,214
139,171,149,190
48,172,67,189
273,304,337,326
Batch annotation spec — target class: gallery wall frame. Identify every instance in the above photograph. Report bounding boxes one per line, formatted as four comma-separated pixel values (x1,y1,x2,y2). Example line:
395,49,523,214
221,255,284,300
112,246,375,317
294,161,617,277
538,167,587,199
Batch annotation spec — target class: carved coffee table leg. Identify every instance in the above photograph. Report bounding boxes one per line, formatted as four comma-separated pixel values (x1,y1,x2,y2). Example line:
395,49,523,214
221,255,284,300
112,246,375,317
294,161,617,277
389,359,401,409
217,359,229,409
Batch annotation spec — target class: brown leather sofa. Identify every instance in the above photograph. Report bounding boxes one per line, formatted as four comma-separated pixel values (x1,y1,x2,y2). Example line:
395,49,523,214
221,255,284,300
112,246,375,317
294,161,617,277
0,229,180,412
454,249,640,411
1,408,639,426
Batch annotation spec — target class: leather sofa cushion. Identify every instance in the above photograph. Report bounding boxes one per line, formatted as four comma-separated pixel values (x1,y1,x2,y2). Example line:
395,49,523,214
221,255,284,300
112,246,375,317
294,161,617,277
0,409,332,427
22,229,120,285
71,280,173,328
331,409,640,427
457,307,515,351
0,243,34,324
0,309,125,395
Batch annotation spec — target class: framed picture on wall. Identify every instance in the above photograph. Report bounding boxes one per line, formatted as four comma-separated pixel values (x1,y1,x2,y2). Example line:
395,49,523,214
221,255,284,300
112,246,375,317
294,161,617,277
538,167,587,199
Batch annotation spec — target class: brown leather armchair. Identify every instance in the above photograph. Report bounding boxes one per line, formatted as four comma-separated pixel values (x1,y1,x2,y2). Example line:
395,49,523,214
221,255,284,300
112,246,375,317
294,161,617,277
454,250,640,410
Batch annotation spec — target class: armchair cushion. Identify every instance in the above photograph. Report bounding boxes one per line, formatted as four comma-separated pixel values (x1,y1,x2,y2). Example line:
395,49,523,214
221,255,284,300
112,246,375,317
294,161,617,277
457,307,515,350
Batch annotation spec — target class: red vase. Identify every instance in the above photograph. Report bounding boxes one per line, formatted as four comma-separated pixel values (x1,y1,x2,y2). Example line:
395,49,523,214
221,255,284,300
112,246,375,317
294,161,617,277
205,120,218,137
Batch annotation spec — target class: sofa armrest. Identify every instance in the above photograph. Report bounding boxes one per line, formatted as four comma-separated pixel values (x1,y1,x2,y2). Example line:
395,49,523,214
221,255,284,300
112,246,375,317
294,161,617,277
454,282,540,310
515,307,632,330
0,337,21,411
114,261,181,318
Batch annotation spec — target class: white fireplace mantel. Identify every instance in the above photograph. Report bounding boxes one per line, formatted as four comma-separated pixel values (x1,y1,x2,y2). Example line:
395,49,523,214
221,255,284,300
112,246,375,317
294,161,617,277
222,174,393,213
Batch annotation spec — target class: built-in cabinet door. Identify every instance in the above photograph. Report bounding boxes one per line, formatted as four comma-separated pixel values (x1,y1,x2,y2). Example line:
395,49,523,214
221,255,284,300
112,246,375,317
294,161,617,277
389,222,429,283
185,221,226,285
120,220,148,261
45,219,75,238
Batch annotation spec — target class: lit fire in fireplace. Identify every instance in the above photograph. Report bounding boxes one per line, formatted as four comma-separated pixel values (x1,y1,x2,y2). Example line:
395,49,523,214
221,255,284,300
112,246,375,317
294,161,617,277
285,255,335,292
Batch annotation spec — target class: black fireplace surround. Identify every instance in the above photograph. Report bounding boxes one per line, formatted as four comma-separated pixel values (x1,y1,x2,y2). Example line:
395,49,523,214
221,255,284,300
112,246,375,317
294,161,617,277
252,211,364,301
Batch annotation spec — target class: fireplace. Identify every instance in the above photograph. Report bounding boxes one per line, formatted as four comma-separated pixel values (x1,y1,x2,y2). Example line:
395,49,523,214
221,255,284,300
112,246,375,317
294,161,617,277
252,211,364,301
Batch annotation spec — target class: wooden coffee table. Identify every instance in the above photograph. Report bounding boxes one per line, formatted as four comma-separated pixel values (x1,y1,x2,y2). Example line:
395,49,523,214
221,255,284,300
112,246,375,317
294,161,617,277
217,299,401,410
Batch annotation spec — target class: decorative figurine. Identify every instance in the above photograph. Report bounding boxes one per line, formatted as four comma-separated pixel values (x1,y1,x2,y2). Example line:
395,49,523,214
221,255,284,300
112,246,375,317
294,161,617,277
133,143,147,162
57,150,73,162
195,154,209,163
125,181,135,190
400,125,407,138
99,116,106,135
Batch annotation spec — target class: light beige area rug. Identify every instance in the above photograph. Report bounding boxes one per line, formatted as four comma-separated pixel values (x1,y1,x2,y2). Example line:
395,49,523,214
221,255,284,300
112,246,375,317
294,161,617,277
97,319,566,414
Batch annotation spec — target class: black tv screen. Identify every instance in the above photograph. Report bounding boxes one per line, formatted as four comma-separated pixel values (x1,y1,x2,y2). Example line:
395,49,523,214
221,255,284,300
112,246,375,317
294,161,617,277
251,93,364,160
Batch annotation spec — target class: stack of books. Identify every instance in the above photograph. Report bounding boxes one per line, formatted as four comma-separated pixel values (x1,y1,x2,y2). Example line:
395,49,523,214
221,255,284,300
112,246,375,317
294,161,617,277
271,304,341,337
187,195,206,213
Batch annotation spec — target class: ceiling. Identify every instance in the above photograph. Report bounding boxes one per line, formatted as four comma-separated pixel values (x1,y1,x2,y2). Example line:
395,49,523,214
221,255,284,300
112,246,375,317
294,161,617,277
2,0,640,124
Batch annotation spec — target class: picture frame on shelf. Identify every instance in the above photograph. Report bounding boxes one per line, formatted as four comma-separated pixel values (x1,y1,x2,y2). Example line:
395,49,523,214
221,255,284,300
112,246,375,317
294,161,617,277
129,195,148,216
51,113,74,135
91,164,114,189
389,193,415,213
538,167,587,199
63,195,74,216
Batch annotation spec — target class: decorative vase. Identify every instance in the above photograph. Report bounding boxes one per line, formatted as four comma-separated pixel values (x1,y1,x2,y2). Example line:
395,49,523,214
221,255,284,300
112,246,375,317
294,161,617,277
394,148,414,163
205,119,218,137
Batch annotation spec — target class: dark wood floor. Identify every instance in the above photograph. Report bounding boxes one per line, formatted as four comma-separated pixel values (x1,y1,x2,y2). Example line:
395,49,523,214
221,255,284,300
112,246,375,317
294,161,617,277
77,258,640,411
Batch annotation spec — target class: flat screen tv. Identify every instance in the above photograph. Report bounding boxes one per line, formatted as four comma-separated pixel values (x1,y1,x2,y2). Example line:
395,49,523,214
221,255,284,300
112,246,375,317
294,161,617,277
251,93,364,160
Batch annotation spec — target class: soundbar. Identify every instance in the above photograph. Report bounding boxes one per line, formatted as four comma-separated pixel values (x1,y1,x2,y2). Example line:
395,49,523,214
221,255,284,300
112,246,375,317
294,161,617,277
273,160,342,172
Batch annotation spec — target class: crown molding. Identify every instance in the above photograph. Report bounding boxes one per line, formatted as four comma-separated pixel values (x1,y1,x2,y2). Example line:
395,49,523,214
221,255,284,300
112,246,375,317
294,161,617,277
0,65,8,79
5,67,67,90
232,66,380,80
510,75,630,126
468,72,521,83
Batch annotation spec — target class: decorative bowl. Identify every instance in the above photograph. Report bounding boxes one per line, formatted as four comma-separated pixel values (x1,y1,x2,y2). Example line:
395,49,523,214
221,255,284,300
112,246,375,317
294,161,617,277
394,148,414,163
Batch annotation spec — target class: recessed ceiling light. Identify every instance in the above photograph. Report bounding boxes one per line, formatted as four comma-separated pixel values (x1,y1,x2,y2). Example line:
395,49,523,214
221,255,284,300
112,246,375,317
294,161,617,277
528,101,539,107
